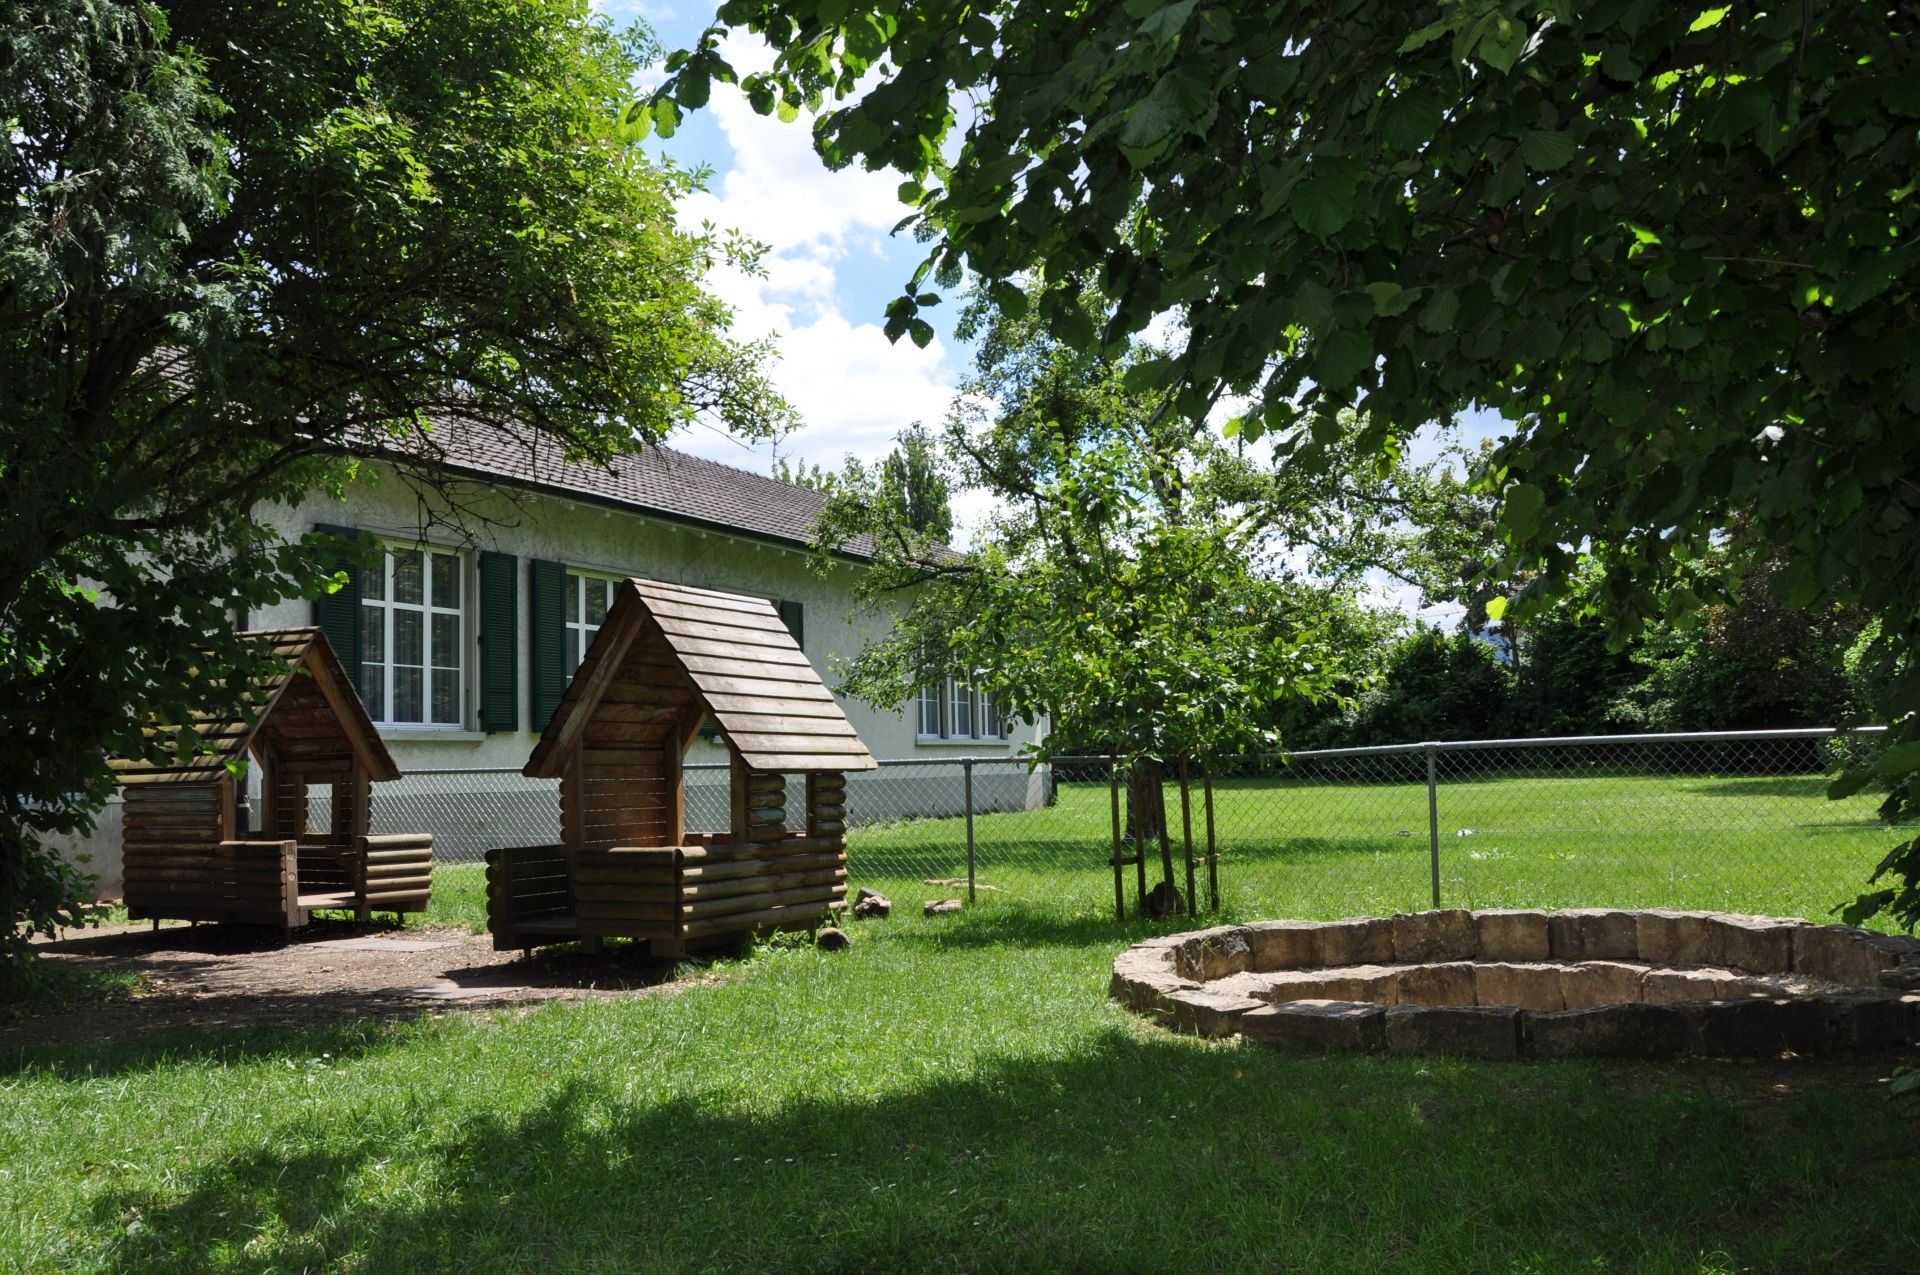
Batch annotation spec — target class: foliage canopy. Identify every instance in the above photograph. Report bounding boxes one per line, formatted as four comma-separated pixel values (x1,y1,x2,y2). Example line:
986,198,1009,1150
663,0,1920,927
0,0,787,980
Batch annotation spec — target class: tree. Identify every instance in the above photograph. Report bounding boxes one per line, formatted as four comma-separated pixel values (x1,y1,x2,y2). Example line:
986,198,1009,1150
771,455,839,492
877,426,955,541
814,292,1400,910
1614,538,1867,734
662,2,1920,930
1343,628,1515,747
0,0,788,984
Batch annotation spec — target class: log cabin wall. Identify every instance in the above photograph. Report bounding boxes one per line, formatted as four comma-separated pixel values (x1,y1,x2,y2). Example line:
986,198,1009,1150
122,781,231,916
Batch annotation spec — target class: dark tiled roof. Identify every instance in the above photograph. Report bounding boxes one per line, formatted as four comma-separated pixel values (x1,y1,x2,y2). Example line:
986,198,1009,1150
397,418,865,557
112,628,399,785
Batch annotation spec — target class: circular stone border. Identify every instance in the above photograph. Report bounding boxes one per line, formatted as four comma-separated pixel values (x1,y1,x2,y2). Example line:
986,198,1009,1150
1111,909,1920,1059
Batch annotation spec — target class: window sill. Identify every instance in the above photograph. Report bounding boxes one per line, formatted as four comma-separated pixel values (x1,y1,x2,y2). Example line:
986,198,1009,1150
915,737,1012,747
377,727,489,743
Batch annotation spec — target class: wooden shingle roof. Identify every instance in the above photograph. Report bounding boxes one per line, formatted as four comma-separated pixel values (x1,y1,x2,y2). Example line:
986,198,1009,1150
525,577,877,776
111,628,399,785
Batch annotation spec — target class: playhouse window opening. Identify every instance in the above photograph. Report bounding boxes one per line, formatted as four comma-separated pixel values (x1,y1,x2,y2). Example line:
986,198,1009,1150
303,783,333,836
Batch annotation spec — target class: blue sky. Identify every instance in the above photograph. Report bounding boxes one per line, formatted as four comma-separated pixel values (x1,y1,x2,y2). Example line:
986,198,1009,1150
602,2,970,477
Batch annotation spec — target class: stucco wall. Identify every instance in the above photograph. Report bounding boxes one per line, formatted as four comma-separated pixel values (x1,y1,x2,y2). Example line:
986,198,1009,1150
250,463,1046,769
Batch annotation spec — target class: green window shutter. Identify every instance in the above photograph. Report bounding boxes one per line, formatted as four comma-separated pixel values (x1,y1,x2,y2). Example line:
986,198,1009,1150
776,599,805,651
477,551,518,733
310,523,364,691
528,559,568,732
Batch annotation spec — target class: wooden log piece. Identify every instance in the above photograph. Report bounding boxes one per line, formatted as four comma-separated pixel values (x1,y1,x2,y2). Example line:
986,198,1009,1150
679,867,845,904
679,850,845,883
679,882,843,920
361,833,434,851
680,898,843,940
805,820,847,838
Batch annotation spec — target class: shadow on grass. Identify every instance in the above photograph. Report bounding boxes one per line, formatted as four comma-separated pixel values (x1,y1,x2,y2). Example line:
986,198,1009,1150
81,1025,1913,1275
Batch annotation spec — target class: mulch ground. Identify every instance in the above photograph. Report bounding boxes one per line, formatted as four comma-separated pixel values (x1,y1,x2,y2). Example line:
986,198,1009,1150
3,919,706,1056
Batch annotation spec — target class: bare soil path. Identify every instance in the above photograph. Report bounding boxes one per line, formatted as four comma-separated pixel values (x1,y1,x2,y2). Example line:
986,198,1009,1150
3,919,695,1056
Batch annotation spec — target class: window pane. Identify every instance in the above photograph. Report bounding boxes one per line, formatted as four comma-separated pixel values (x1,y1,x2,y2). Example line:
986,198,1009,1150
431,613,458,669
393,666,423,723
586,579,609,625
919,686,940,735
363,555,386,601
362,663,385,720
430,670,457,724
951,683,973,737
361,605,386,663
394,609,423,667
430,552,457,609
394,551,424,605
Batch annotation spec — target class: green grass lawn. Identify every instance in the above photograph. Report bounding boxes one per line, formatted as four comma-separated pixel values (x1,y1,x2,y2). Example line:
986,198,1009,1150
850,771,1910,925
4,773,1917,1272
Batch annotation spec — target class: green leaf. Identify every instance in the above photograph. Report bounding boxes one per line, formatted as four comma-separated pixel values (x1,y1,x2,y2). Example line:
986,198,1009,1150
1703,82,1771,146
1365,281,1416,317
1123,358,1176,392
1484,596,1508,621
1137,0,1197,45
1478,18,1527,74
1688,7,1731,33
1120,64,1215,165
1313,329,1373,389
1289,172,1355,238
1504,482,1546,538
1416,288,1460,333
1381,91,1443,153
1827,770,1873,800
1398,20,1449,53
1874,740,1920,778
1291,279,1335,328
1520,129,1575,171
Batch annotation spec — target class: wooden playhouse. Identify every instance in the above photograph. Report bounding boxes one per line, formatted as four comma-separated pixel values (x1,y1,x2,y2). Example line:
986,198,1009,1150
486,577,876,955
113,629,434,929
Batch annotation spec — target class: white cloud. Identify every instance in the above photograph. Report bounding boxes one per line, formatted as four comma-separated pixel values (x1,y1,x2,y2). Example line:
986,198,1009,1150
661,36,961,479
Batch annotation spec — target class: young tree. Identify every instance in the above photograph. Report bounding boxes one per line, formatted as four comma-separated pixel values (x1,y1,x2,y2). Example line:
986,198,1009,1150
663,2,1920,929
814,293,1399,910
877,426,954,541
771,455,839,493
0,0,789,983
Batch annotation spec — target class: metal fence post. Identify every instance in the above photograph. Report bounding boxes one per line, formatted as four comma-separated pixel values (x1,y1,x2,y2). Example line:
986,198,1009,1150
963,759,976,904
1425,743,1441,908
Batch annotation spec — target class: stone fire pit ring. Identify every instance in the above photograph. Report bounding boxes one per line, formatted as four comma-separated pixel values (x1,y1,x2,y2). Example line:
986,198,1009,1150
1111,909,1920,1060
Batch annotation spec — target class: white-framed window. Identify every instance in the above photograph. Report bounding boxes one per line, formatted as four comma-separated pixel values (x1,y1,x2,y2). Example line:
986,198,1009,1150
916,678,1010,741
360,544,465,727
565,571,617,675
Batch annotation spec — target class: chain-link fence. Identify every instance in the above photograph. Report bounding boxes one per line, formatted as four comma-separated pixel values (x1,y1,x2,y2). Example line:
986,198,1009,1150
366,728,1909,924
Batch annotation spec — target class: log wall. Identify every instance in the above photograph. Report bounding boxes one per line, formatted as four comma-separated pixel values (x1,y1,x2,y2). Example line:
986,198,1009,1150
125,781,300,927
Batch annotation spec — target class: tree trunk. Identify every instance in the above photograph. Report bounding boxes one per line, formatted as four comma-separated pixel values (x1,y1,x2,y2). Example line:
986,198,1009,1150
1123,758,1172,886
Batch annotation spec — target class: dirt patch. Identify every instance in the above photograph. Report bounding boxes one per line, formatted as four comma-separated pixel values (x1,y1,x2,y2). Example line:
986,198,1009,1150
3,919,705,1055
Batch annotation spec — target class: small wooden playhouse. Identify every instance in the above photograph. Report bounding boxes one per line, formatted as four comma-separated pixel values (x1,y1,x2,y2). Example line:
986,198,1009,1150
486,577,876,954
113,629,434,929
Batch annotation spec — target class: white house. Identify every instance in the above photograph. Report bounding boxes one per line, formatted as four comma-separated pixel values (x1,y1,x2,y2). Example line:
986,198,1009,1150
64,421,1047,897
